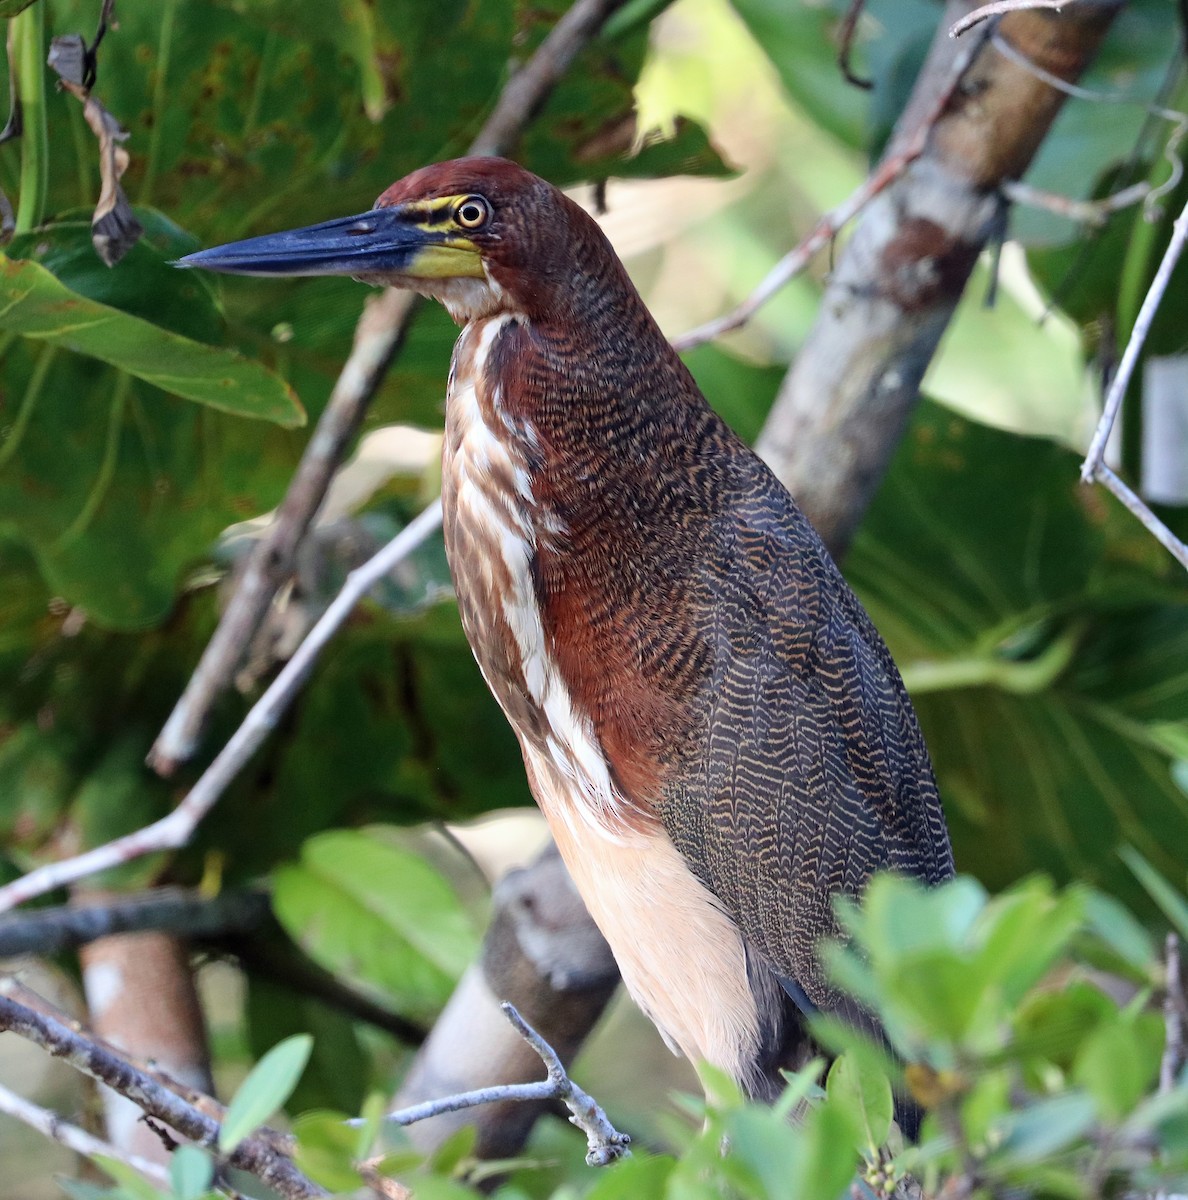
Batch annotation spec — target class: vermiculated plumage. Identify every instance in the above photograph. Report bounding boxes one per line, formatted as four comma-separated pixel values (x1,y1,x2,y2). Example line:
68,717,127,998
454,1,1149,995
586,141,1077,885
182,156,955,1114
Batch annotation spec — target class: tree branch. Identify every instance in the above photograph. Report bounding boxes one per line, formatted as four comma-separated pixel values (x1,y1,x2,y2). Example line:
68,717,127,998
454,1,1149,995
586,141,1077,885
0,991,325,1199
1077,194,1188,573
755,0,1125,558
951,0,1080,39
670,48,971,353
0,1080,172,1189
149,0,630,774
0,501,443,912
1161,932,1185,1094
0,888,269,958
390,842,618,1160
372,1003,630,1169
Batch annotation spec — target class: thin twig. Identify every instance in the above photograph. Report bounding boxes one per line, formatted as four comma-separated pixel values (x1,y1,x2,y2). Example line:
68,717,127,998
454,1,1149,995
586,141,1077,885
1001,179,1150,226
148,288,419,774
990,28,1187,217
150,0,628,774
470,0,628,158
0,993,323,1199
838,0,873,90
951,0,1078,38
1081,195,1188,486
0,1080,172,1188
368,1003,631,1169
670,170,892,350
0,501,443,912
0,887,269,958
1094,467,1188,573
1161,933,1185,1094
671,46,964,354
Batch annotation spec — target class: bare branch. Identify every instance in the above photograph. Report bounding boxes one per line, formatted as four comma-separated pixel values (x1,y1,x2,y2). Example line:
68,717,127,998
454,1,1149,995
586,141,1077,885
1082,197,1188,481
1079,194,1188,573
0,888,269,958
0,1080,172,1189
988,28,1187,218
392,842,617,1160
756,0,1124,558
0,501,443,912
1001,179,1150,226
371,1003,630,1169
470,0,628,158
149,288,419,775
951,0,1078,38
1093,466,1188,573
151,0,630,773
0,991,324,1199
671,156,912,352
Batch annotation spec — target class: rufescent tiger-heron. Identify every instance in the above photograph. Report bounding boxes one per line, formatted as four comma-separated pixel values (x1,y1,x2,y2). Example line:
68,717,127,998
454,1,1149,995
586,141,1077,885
181,157,955,1114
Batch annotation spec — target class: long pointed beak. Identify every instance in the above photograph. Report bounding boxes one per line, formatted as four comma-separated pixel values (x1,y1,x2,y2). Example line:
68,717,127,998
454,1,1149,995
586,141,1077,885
175,207,440,278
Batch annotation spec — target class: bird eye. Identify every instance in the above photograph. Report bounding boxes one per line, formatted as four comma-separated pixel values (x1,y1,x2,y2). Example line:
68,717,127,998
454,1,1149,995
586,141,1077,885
455,196,491,230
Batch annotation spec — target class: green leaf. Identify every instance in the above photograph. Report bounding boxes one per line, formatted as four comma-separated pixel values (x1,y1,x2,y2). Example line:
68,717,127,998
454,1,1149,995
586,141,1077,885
0,255,303,426
725,1105,807,1199
583,1154,676,1200
218,1034,314,1154
1011,983,1117,1073
6,213,219,341
293,1110,365,1194
246,978,368,1115
1074,1013,1164,1121
849,402,1188,908
272,829,476,1018
990,1093,1096,1166
826,1054,893,1157
91,1158,168,1200
1082,888,1158,975
0,0,38,17
169,1146,214,1200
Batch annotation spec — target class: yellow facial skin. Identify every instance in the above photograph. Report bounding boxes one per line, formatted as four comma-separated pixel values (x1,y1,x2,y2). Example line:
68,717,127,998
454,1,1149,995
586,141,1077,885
404,241,485,279
398,196,487,280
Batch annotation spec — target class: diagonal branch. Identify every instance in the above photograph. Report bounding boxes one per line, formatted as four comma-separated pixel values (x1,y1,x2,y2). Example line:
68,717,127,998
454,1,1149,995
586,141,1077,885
1078,195,1188,573
0,501,443,911
149,0,630,774
755,0,1125,559
0,1080,172,1189
0,991,325,1199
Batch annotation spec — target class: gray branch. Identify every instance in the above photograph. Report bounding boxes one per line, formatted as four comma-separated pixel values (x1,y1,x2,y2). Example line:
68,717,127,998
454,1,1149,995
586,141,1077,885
372,1002,630,1169
0,887,269,958
0,991,324,1199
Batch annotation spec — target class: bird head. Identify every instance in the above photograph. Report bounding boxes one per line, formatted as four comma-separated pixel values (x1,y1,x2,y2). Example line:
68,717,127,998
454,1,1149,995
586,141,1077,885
178,157,604,324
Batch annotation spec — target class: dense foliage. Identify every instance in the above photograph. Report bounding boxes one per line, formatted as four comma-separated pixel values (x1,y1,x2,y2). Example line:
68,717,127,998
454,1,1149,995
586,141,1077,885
1,0,1187,1196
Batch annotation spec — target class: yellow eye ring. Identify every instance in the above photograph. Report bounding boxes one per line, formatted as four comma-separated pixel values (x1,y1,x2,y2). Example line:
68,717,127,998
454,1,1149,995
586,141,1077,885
455,196,491,230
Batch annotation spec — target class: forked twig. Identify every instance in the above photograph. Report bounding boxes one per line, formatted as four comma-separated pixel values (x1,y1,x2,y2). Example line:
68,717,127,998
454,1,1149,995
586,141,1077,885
1078,196,1188,574
369,1003,631,1168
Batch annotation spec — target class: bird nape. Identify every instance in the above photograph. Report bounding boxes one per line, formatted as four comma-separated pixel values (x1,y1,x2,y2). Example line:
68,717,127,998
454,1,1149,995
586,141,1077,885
181,156,954,1132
